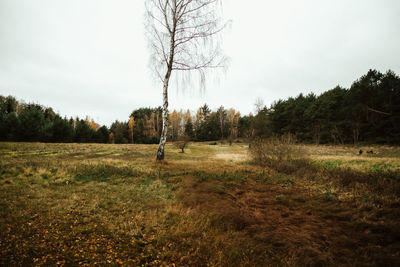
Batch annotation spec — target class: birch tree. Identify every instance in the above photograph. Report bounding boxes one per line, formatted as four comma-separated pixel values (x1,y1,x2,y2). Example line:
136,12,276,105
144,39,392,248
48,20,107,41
145,0,228,160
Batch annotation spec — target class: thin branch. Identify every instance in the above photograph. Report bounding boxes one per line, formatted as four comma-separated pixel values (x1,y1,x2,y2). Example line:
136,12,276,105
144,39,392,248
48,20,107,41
146,0,228,90
367,106,392,116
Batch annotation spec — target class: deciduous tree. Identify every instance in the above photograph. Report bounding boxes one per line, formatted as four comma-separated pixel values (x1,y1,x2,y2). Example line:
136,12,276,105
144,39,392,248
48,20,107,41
145,0,228,160
128,115,136,143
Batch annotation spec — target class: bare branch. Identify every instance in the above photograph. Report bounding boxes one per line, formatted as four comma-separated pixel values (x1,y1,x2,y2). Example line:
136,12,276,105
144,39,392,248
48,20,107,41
145,0,228,160
367,106,392,116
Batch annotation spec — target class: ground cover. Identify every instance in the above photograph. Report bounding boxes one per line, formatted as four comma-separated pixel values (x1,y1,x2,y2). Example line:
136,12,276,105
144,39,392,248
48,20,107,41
0,142,399,266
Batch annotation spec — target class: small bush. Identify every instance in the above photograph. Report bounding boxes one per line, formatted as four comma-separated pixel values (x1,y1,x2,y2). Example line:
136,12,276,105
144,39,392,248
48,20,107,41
249,134,306,168
174,136,190,153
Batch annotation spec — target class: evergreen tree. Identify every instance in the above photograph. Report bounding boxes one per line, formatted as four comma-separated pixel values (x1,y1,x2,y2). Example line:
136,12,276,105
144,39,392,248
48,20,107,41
96,126,110,143
18,104,45,141
74,119,95,143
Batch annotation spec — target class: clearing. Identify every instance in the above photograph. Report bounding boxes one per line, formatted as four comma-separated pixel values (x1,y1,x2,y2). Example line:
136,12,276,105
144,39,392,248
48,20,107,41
0,142,399,266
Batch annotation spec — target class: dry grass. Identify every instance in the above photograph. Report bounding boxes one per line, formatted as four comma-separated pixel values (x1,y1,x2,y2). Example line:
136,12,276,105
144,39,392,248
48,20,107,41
0,142,399,266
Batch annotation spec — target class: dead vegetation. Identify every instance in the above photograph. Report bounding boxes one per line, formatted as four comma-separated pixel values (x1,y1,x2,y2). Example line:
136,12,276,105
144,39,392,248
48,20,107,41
173,136,190,153
0,142,399,265
249,134,304,166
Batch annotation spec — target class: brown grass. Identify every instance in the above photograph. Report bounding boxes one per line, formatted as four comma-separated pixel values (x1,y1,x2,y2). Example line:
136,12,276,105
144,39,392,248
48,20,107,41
0,142,399,266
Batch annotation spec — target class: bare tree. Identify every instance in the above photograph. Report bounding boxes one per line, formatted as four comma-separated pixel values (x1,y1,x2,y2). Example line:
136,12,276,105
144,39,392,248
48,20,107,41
174,135,190,153
254,97,265,114
145,0,228,161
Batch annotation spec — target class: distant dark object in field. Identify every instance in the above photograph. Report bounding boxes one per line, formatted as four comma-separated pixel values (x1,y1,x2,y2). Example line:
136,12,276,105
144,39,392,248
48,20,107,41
359,149,363,155
209,142,217,145
367,150,374,154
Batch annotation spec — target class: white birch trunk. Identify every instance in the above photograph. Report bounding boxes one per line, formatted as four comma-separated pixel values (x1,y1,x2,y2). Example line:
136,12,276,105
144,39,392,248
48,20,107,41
147,0,226,160
156,23,175,160
156,75,170,160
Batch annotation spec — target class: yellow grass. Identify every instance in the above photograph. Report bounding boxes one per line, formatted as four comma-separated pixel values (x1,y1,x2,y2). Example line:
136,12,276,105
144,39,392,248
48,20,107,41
0,142,399,266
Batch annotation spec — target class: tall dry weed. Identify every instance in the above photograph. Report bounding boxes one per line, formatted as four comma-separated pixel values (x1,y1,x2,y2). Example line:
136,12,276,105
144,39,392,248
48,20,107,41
249,133,306,168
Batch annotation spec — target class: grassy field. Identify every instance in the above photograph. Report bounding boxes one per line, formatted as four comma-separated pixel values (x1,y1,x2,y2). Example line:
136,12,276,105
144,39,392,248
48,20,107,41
0,142,399,266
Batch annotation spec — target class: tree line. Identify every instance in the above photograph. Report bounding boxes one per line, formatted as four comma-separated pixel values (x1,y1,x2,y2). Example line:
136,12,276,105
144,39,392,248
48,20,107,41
1,69,399,144
109,105,241,144
266,69,400,144
0,98,109,143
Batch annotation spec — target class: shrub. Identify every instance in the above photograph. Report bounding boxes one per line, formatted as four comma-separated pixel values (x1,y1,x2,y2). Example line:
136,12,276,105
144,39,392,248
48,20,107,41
249,134,305,168
174,136,190,153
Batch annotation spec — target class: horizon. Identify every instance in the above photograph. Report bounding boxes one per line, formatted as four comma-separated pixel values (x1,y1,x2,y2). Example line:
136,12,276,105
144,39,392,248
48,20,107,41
2,67,397,127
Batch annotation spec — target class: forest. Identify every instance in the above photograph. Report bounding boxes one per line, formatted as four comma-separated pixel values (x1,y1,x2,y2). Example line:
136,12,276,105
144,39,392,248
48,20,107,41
1,69,399,144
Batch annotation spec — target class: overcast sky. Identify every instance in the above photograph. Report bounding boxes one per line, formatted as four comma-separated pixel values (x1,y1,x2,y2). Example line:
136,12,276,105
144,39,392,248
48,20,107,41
1,0,400,126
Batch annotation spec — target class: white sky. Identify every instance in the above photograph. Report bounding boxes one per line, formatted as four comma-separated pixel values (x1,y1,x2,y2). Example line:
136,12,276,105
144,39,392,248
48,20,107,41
1,0,400,126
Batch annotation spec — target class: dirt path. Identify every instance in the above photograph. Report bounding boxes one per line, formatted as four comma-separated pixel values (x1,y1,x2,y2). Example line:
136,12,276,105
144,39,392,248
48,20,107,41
179,176,400,266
